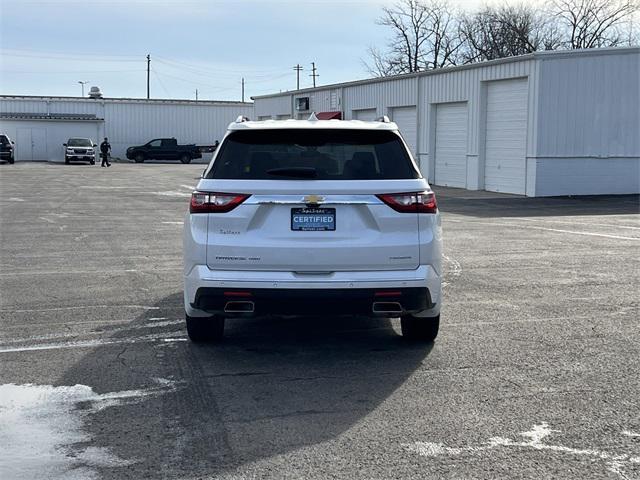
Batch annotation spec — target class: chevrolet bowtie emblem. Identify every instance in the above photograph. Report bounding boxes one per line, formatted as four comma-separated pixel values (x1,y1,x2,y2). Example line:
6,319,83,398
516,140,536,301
303,194,324,205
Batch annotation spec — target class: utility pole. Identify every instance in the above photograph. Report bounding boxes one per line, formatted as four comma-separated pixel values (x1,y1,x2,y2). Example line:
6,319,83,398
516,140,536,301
293,64,303,90
195,89,198,101
310,62,319,88
146,54,151,99
241,78,245,102
77,80,89,97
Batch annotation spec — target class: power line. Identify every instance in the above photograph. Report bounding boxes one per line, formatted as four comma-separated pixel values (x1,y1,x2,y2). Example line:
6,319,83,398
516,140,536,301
153,55,286,76
2,69,145,74
151,68,171,98
0,49,141,62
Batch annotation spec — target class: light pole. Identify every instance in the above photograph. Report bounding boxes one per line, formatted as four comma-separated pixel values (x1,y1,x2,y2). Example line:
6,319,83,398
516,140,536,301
78,81,89,97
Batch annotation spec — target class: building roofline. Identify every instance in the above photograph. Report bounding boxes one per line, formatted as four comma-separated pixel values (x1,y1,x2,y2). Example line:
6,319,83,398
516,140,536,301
251,46,640,100
0,95,253,106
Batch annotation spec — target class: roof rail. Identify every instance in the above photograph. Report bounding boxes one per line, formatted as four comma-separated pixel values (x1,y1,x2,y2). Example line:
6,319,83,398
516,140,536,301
375,115,391,123
235,115,250,123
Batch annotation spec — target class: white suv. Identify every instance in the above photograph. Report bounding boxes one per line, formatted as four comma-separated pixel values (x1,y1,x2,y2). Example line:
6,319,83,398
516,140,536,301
183,116,442,342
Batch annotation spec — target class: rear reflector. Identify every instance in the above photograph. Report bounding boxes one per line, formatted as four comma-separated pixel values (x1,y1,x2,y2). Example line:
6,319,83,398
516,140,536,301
223,291,252,297
376,191,437,214
190,191,250,213
375,291,402,297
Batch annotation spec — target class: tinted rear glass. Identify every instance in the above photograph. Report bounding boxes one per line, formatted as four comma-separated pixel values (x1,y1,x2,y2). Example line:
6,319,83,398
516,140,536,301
207,129,420,180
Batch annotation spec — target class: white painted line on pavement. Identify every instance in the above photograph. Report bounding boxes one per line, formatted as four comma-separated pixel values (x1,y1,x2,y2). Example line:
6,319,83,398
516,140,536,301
0,332,187,354
404,423,640,478
446,218,639,241
517,217,640,230
0,267,180,277
0,304,160,314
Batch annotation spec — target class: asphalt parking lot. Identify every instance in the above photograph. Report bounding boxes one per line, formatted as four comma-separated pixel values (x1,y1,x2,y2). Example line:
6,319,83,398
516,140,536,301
1,162,639,480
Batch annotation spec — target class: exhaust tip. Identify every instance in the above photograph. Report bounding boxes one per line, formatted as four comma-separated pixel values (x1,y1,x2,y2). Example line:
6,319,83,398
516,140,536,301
372,302,403,314
224,301,255,313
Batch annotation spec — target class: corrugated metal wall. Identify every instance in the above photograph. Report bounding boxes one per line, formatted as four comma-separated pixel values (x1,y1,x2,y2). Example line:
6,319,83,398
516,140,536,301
251,50,640,196
534,49,640,196
419,58,536,158
536,51,639,158
254,95,291,117
0,98,254,159
344,77,417,115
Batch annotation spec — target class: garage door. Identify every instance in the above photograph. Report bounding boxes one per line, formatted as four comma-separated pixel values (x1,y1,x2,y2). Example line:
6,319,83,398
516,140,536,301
484,78,528,194
353,108,377,121
434,102,468,188
391,106,417,156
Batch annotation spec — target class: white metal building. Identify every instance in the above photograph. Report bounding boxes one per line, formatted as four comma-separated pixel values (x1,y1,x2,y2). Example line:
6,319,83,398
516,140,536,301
253,47,640,197
0,96,254,161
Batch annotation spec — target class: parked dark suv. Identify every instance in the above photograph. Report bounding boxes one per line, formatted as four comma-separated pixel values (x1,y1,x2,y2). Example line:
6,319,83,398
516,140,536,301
0,134,15,164
126,138,202,164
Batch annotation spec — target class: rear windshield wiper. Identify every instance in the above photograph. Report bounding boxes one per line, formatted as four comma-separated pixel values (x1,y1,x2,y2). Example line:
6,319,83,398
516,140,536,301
265,167,318,179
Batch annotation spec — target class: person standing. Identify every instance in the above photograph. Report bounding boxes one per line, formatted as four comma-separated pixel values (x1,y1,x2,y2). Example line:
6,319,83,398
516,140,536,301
100,137,111,167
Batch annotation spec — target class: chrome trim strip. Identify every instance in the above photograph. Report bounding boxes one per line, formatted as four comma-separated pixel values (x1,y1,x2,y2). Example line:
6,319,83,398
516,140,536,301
244,194,383,205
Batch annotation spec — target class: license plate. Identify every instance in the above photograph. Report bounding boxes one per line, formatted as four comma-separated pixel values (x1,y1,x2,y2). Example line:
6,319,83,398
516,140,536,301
291,208,336,231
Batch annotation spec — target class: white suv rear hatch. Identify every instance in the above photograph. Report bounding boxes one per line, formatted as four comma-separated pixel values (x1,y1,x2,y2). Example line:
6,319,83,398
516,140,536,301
199,128,424,272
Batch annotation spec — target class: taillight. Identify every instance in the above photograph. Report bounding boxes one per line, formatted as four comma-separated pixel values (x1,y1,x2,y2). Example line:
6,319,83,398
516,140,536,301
376,191,437,214
190,191,250,213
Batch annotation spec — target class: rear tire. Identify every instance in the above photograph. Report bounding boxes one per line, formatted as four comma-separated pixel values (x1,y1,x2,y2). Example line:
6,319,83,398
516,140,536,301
186,313,225,342
8,156,14,164
180,154,192,164
401,314,439,342
134,153,145,163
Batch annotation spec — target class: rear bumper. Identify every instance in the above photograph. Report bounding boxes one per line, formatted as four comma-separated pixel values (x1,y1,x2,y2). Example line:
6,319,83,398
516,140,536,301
184,265,441,317
193,287,432,316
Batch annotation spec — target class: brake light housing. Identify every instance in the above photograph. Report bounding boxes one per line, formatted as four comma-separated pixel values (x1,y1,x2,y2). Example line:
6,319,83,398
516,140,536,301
190,191,250,213
376,191,437,214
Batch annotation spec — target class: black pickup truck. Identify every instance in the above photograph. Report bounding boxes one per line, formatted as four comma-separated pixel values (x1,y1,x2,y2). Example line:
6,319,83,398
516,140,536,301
126,138,202,164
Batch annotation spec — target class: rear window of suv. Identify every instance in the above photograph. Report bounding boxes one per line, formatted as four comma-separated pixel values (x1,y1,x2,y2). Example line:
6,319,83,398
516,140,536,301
207,129,420,180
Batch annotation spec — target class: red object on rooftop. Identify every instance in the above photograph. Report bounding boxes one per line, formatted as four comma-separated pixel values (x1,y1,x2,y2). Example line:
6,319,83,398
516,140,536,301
316,111,342,120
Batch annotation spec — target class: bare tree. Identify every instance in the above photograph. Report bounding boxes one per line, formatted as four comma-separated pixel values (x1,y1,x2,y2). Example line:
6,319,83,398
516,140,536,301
365,0,463,77
459,5,561,63
551,0,639,49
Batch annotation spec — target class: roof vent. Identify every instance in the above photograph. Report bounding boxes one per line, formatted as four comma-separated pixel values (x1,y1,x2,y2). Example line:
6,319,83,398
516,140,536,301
375,115,390,123
308,112,319,122
235,115,250,123
88,86,103,99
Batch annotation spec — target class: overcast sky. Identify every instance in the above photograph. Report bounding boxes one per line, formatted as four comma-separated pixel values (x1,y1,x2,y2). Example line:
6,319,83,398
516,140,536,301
1,0,488,101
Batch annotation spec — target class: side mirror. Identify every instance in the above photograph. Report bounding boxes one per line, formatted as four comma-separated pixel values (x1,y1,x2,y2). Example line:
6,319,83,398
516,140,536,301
93,144,98,147
11,141,15,145
63,143,67,147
